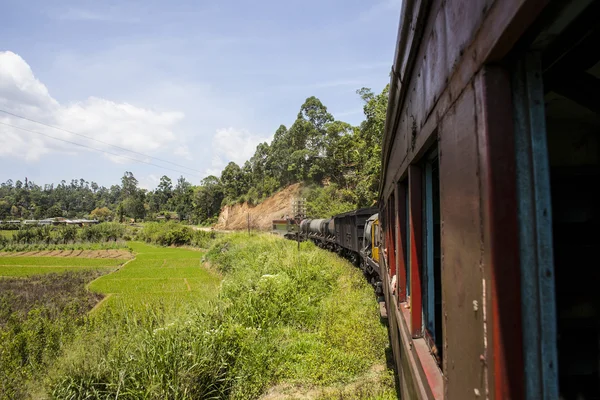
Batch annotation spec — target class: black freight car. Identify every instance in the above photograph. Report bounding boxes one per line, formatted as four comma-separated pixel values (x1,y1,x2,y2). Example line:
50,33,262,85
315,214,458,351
333,207,378,264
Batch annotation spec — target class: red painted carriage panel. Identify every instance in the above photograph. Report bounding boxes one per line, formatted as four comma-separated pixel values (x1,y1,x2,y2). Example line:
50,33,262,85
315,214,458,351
475,67,524,400
408,165,423,337
396,183,408,302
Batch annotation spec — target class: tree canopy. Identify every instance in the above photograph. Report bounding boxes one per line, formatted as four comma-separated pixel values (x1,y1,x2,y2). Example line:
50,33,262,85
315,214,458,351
0,85,389,222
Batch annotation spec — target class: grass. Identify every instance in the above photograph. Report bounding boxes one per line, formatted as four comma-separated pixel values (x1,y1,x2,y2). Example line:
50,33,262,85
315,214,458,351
0,256,129,277
47,234,396,399
87,242,221,309
1,242,222,399
0,231,15,238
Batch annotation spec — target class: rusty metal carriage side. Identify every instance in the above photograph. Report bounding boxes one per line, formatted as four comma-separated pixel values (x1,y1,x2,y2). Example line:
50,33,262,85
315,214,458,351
379,0,553,399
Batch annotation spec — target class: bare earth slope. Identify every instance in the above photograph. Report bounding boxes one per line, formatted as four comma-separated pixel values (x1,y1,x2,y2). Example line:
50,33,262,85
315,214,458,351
215,183,302,231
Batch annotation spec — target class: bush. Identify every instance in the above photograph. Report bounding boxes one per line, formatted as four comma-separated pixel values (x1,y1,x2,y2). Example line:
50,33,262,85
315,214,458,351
138,222,218,248
0,223,132,251
304,184,357,218
78,222,125,242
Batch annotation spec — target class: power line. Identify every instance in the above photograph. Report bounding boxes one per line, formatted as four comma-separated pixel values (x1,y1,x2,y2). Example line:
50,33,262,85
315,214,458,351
0,108,201,173
0,121,202,179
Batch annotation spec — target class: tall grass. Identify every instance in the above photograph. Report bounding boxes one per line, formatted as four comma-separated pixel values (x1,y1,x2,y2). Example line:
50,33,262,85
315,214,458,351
48,234,395,399
0,270,109,399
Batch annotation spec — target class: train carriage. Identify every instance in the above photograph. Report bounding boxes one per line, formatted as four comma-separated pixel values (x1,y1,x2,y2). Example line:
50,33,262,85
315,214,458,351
333,207,378,257
380,0,600,399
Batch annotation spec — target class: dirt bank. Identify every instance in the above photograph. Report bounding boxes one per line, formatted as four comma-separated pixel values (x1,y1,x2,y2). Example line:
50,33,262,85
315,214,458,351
215,184,302,231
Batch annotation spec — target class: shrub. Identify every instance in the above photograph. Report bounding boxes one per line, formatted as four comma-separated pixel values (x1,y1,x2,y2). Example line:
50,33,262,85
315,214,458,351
304,184,357,218
0,223,129,251
137,222,219,248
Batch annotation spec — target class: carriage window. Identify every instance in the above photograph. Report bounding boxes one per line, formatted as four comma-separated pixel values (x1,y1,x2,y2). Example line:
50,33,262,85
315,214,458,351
423,149,442,366
396,181,409,301
389,193,396,278
405,182,410,297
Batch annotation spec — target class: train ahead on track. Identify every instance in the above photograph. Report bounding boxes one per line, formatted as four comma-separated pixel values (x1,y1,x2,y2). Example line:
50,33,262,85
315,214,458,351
272,208,382,291
276,0,600,399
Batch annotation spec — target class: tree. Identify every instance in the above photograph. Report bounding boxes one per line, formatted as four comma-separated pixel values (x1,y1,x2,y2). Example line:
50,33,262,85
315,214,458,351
0,200,10,219
116,203,125,223
220,162,246,203
122,192,146,222
0,84,389,225
171,176,193,221
353,85,389,206
193,175,224,223
156,175,173,210
90,207,114,222
121,172,138,199
10,205,19,218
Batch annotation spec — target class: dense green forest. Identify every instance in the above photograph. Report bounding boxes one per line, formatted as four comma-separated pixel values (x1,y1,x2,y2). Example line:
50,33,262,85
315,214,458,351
0,86,388,223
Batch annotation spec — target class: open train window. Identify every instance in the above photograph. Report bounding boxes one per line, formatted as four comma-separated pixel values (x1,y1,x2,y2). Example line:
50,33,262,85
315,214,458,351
543,3,600,397
513,1,600,398
406,183,410,298
389,193,397,279
422,148,442,366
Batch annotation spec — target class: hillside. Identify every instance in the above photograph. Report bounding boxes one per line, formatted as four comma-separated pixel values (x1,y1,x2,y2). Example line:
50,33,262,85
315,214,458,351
214,183,302,231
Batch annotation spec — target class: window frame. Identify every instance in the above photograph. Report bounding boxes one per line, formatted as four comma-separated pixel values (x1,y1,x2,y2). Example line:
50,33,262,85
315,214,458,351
422,148,442,366
396,181,409,303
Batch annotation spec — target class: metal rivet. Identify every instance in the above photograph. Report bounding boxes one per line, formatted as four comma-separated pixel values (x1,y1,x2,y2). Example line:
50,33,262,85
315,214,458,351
473,300,479,311
474,388,481,397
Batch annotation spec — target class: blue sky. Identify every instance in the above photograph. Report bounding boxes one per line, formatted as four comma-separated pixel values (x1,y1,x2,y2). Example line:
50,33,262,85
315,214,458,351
0,0,401,189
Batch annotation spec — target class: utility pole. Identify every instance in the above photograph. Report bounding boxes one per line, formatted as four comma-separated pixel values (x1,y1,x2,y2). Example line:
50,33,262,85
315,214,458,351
292,197,306,220
292,197,306,251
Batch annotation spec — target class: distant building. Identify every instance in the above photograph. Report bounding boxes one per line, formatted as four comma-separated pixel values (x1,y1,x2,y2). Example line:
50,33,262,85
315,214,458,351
65,219,99,226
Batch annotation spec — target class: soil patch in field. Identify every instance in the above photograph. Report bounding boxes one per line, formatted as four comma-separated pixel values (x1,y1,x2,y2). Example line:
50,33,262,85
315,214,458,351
0,270,109,325
0,249,133,259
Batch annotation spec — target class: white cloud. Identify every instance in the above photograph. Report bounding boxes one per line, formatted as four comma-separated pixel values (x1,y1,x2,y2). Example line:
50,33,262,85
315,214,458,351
138,174,161,190
210,127,270,174
0,51,184,163
173,145,192,160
